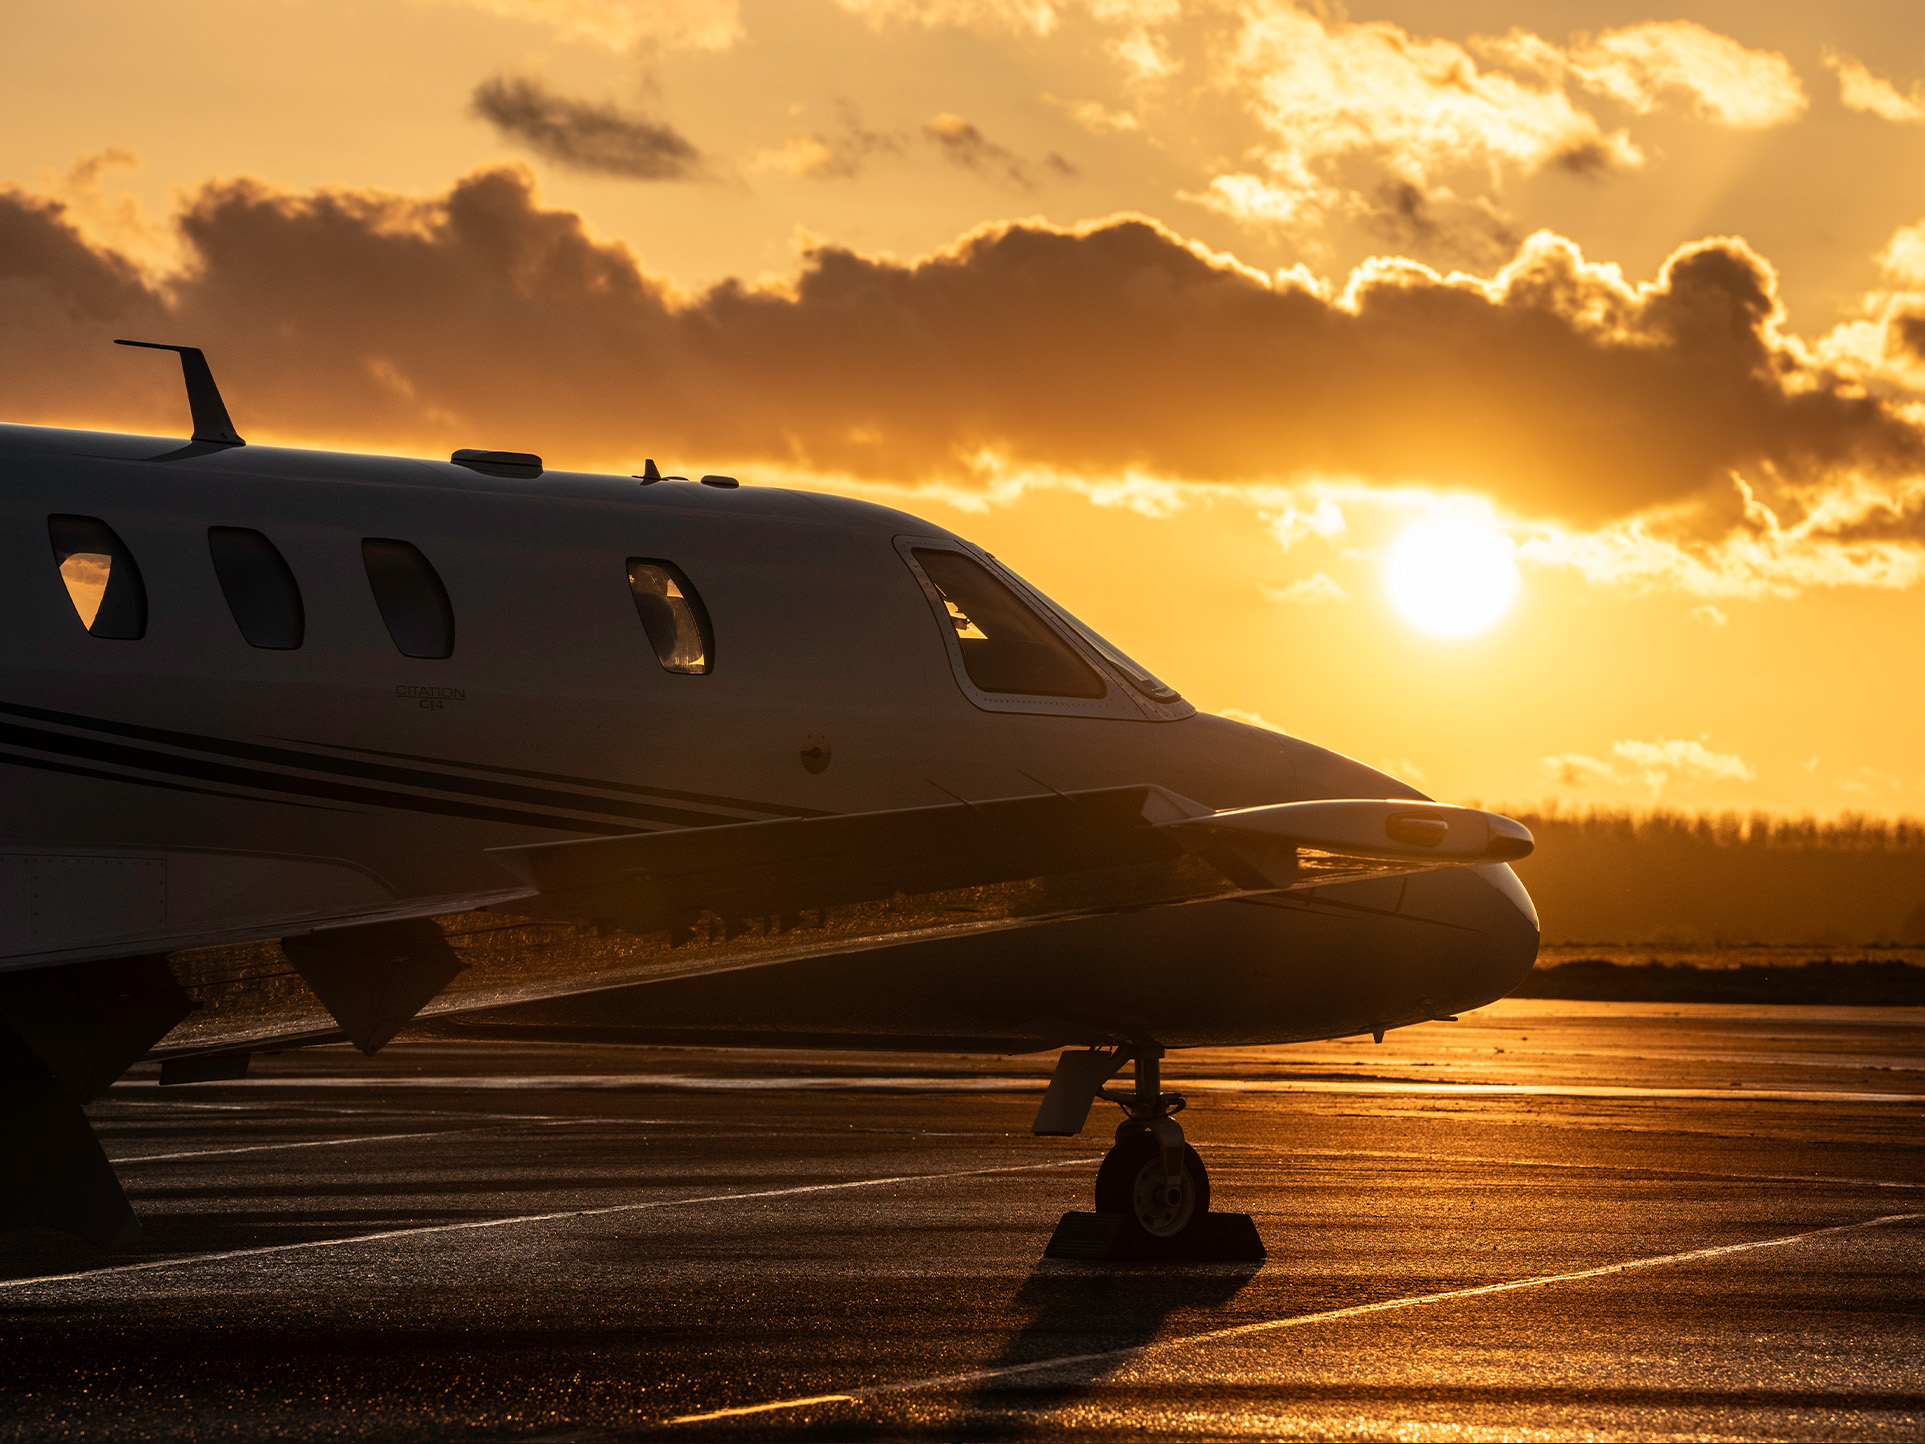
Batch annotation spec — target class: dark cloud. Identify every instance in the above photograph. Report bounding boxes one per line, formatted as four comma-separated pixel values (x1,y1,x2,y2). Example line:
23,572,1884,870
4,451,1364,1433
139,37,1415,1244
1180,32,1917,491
1894,312,1925,362
1550,139,1630,177
2,166,1922,533
0,187,169,426
470,75,703,181
1365,183,1519,265
922,114,1074,189
0,189,152,320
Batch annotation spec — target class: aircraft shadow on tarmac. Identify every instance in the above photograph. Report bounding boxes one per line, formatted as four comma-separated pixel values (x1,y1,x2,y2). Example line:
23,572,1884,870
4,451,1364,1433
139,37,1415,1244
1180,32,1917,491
962,1259,1262,1413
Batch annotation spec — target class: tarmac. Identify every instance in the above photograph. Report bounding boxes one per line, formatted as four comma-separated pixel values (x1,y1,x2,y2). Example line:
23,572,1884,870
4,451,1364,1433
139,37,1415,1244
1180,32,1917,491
2,998,1921,1441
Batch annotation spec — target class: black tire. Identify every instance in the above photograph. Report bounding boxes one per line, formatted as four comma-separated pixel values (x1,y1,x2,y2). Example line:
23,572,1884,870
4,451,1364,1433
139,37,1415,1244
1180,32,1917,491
1094,1133,1209,1243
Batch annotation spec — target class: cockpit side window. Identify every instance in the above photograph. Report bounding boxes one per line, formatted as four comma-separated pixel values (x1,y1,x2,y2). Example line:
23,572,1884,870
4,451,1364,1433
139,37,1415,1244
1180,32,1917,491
911,548,1106,698
48,514,147,639
626,559,712,674
209,528,305,650
362,538,455,659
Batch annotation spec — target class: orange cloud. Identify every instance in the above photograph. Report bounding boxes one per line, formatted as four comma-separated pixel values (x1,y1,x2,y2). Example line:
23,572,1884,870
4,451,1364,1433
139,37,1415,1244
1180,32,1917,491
1823,50,1925,124
3,165,1922,545
1520,21,1806,129
1545,738,1755,795
1815,217,1925,397
1197,8,1632,242
1180,9,1803,245
832,0,1074,36
1261,575,1347,605
1520,482,1925,599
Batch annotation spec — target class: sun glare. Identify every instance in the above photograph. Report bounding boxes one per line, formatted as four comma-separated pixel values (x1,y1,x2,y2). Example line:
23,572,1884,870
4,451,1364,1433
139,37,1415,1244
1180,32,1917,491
1385,515,1520,639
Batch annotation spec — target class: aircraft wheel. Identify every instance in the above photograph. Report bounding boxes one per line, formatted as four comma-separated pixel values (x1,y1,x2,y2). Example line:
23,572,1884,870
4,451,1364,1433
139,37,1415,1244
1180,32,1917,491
1095,1133,1209,1243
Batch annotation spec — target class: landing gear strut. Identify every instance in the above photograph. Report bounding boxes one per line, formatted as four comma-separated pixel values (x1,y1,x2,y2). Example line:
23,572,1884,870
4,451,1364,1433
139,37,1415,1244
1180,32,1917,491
1093,1046,1210,1245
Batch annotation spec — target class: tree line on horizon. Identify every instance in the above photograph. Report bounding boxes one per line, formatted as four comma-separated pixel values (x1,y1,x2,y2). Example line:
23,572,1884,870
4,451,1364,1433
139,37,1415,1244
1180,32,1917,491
1489,805,1925,947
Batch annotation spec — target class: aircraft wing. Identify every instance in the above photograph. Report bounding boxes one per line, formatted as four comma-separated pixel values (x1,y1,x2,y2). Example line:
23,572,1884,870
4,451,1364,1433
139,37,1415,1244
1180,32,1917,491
123,787,1528,1062
485,785,1533,929
0,884,537,977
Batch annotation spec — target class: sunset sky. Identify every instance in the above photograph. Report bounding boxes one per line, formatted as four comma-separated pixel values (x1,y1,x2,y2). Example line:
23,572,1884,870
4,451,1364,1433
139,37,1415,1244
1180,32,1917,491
8,0,1925,817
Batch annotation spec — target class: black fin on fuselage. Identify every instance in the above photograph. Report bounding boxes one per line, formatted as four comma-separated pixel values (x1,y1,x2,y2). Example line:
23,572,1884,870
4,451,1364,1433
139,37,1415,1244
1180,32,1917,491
114,339,246,447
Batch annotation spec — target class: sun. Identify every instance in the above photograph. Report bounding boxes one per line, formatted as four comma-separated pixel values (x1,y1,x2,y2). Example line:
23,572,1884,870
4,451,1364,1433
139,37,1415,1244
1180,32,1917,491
1385,514,1521,639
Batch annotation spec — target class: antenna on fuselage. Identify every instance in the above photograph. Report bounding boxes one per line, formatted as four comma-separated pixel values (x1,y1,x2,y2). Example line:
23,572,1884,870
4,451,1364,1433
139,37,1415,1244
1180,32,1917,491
113,340,246,447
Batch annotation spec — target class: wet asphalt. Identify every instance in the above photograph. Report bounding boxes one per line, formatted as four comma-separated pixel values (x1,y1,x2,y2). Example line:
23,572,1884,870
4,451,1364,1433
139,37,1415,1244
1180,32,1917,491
1,999,1921,1442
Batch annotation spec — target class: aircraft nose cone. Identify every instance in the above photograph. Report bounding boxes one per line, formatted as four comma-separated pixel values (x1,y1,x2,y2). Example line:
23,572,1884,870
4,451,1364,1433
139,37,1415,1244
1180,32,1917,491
1391,860,1540,1015
1473,862,1541,999
1481,859,1538,933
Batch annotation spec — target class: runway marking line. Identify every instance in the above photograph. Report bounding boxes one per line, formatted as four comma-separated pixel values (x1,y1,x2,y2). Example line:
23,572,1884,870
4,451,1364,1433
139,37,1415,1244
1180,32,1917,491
0,1157,1098,1294
109,1127,485,1165
101,1097,678,1125
115,1074,1925,1103
665,1210,1925,1425
92,1101,1925,1192
105,1118,603,1166
99,1128,1919,1192
1281,1146,1925,1193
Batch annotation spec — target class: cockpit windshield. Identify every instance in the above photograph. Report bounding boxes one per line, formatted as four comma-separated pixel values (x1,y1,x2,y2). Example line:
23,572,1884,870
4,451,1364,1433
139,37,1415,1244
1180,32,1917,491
912,549,1106,698
1002,572,1182,703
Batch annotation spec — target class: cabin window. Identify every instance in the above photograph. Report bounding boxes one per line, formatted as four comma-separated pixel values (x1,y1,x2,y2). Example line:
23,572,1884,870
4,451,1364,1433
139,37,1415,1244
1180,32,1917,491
911,549,1105,698
361,538,455,659
47,515,147,639
626,559,712,674
208,528,304,650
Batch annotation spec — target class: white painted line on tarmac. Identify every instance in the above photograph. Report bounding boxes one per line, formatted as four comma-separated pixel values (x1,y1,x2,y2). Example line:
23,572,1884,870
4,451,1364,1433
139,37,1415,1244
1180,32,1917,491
0,1156,1098,1294
665,1210,1925,1425
111,1074,1925,1103
107,1117,601,1165
1216,1080,1925,1103
110,1127,482,1165
1278,1146,1925,1192
115,1074,1040,1093
677,1393,861,1423
101,1097,685,1126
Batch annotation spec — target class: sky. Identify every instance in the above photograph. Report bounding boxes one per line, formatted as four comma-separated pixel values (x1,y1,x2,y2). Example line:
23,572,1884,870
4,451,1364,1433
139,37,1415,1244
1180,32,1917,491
7,0,1925,818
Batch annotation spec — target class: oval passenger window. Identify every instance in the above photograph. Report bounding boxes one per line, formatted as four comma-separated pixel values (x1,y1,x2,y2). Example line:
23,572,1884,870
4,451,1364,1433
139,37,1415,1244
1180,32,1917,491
209,528,304,650
912,549,1105,698
48,514,147,640
626,559,712,674
362,538,455,659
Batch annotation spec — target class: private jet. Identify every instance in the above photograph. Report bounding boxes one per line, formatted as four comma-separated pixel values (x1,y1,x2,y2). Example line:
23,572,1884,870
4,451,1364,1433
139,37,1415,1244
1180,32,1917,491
0,342,1538,1253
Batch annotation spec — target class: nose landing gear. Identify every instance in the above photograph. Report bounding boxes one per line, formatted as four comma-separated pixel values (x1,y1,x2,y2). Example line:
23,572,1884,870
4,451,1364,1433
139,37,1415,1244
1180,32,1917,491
1093,1047,1210,1245
1037,1044,1264,1262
